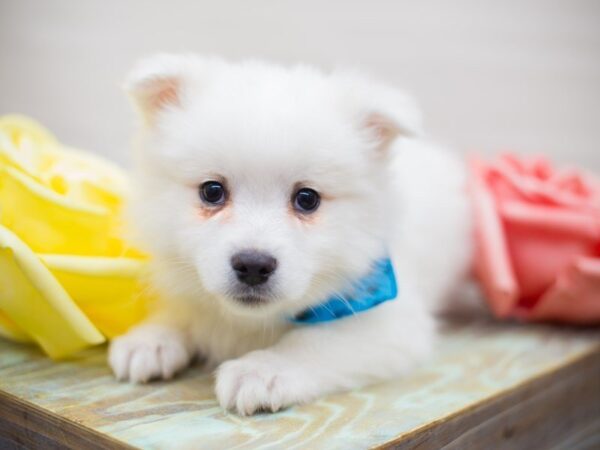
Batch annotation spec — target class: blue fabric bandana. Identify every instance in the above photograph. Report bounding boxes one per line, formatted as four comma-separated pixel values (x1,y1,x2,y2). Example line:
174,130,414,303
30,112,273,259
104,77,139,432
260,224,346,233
290,258,398,324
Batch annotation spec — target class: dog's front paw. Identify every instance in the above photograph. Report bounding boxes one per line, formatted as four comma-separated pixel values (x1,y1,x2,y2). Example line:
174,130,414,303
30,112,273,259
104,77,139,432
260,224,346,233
215,350,313,415
109,324,192,383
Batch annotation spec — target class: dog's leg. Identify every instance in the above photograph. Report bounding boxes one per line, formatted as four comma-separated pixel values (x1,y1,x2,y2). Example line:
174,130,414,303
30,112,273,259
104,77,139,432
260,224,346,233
215,295,435,415
109,320,195,383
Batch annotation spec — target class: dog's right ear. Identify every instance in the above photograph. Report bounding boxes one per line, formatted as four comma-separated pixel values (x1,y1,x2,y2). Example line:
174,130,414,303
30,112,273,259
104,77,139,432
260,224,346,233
125,54,203,126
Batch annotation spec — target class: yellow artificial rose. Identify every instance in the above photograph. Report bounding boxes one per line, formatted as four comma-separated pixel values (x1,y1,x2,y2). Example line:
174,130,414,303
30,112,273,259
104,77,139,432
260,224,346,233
0,115,151,358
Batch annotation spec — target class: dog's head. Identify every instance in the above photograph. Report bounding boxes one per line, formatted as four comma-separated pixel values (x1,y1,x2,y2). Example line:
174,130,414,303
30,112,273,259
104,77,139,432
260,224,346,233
126,55,421,319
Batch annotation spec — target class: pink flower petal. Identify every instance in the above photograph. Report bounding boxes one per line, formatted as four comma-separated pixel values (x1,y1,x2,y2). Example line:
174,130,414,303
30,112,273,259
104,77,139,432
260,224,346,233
491,154,600,212
500,201,600,240
469,157,519,316
471,153,600,324
516,256,600,324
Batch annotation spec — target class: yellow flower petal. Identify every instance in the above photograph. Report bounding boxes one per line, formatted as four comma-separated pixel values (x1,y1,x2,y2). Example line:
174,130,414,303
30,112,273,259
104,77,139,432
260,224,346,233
0,114,60,177
0,115,130,213
0,225,105,359
0,114,59,147
39,254,152,338
41,146,130,212
0,165,113,255
0,311,31,342
0,115,152,358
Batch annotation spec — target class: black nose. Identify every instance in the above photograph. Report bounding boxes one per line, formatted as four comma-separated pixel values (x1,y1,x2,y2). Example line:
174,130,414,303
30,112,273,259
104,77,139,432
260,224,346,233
231,251,277,286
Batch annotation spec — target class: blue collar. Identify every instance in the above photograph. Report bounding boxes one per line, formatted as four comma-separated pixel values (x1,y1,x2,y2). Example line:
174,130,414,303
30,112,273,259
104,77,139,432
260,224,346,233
290,258,398,324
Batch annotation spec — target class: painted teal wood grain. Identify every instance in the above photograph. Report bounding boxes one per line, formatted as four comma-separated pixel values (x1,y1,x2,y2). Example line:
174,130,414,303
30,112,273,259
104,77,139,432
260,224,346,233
0,319,598,449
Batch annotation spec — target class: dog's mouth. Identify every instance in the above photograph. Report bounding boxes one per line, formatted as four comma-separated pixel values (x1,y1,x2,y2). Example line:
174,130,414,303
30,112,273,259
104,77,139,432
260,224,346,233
222,279,280,310
227,285,273,307
232,294,270,307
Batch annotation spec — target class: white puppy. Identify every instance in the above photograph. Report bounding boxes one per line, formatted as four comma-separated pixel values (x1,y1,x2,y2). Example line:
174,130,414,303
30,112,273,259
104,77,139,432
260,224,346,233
109,55,472,415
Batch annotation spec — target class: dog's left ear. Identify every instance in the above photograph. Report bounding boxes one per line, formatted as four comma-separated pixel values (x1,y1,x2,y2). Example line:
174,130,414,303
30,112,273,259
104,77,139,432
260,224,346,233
337,73,423,152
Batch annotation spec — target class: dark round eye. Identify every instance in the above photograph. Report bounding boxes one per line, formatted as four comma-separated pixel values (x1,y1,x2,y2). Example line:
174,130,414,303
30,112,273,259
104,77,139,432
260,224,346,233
200,181,226,205
293,188,320,213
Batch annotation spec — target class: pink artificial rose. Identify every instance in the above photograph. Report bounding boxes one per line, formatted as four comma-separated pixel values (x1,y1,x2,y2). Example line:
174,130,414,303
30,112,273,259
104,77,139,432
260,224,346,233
470,154,600,324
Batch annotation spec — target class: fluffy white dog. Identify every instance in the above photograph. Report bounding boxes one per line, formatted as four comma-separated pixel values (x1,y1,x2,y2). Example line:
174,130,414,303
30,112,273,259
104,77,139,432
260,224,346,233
109,55,472,415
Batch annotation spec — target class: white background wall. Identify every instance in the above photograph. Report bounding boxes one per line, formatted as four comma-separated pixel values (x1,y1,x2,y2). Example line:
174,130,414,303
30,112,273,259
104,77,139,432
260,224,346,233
1,0,599,168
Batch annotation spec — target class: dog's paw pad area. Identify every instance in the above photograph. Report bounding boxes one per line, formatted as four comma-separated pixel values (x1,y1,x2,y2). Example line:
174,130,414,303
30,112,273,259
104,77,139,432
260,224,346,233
215,351,305,415
108,325,192,383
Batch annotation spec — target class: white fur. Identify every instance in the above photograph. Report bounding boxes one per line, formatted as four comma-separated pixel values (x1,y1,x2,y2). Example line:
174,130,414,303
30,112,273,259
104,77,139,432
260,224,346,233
109,55,472,415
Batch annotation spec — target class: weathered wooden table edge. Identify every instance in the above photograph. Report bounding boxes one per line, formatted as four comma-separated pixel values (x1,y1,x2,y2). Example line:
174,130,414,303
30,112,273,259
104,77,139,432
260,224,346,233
1,345,598,450
0,387,135,450
381,346,600,450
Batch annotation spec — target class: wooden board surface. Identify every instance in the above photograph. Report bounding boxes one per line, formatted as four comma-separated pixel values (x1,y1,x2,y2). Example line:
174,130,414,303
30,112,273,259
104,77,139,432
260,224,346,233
0,318,598,449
